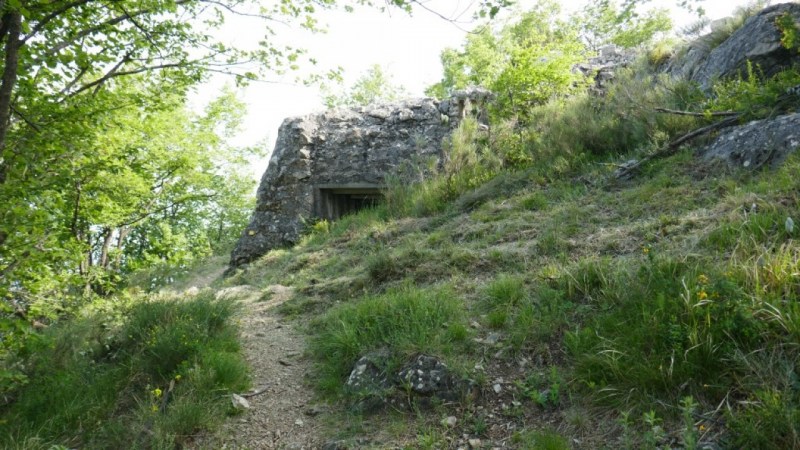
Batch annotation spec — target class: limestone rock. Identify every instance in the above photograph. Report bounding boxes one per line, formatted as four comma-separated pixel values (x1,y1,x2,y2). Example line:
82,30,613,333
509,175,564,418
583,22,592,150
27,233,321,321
231,393,251,410
397,354,459,399
345,348,392,393
668,3,800,90
229,90,492,268
574,45,638,96
702,113,800,169
342,351,467,410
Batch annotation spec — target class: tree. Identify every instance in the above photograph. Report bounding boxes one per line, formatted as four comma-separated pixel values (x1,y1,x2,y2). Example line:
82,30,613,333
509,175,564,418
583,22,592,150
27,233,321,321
427,0,588,120
578,0,672,51
323,64,408,108
426,0,676,120
0,0,516,395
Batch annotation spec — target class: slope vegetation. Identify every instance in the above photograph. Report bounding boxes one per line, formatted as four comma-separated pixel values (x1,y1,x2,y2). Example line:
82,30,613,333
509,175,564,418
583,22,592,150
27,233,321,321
225,61,800,448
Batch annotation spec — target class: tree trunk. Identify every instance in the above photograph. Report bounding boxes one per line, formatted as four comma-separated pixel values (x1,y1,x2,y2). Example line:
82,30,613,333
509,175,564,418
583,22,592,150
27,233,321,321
113,225,131,270
0,11,21,185
0,10,20,249
99,227,114,269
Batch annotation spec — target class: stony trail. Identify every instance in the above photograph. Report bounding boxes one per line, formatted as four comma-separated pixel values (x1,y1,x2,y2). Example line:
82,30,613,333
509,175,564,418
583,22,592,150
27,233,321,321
191,284,327,449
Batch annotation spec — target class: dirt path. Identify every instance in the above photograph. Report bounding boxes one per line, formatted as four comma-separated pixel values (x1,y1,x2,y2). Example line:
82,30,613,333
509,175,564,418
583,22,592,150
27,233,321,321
192,285,328,449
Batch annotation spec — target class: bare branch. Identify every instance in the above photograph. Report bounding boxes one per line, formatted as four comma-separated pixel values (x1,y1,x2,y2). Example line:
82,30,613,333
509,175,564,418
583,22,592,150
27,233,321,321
199,0,287,23
408,0,476,33
655,107,739,117
613,115,742,179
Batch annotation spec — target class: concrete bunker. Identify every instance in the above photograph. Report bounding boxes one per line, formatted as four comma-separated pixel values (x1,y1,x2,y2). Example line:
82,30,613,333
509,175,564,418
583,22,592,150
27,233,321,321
314,183,383,221
229,88,493,268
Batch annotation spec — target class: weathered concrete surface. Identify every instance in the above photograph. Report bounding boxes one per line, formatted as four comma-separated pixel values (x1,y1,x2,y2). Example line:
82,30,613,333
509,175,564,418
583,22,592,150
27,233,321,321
229,89,491,268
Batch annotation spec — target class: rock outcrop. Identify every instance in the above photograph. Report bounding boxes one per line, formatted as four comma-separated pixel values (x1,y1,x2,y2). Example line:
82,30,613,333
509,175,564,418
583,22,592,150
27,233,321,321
667,2,800,90
344,352,466,411
229,89,491,268
574,44,638,95
702,112,800,169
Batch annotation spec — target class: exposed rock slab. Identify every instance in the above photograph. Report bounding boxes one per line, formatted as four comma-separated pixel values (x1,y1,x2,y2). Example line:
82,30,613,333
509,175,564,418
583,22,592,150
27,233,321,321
669,3,800,90
702,113,800,169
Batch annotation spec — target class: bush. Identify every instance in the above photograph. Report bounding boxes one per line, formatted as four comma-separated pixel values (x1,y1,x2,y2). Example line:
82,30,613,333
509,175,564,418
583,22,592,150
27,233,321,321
0,292,247,449
526,70,701,161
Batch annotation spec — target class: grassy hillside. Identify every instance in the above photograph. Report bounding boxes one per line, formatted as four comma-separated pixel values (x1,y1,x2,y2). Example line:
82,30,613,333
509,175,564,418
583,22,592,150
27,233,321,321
0,287,249,449
225,62,800,448
5,45,799,450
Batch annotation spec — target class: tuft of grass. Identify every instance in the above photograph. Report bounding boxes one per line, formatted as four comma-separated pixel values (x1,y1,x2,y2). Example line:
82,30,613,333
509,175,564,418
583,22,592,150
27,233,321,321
479,275,574,352
512,429,571,450
0,292,247,449
309,283,469,397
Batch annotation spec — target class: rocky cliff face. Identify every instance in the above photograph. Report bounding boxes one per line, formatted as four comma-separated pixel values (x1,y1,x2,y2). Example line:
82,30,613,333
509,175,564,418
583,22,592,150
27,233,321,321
229,90,491,268
666,2,800,90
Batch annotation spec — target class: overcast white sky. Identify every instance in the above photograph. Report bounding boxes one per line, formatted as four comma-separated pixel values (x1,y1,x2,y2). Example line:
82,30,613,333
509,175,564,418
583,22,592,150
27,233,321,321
190,0,757,178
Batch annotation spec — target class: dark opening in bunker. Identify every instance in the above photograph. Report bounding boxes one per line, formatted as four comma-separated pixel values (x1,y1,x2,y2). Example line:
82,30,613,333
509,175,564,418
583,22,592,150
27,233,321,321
315,184,383,221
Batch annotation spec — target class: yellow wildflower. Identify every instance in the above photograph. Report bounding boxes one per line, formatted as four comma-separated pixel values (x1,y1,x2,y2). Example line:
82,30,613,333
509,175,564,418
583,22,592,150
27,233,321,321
153,388,162,398
698,274,709,285
698,290,708,300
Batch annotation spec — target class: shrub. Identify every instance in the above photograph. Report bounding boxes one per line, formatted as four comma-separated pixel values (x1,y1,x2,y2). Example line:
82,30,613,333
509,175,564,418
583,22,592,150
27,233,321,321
526,70,700,161
1,292,246,449
566,257,765,409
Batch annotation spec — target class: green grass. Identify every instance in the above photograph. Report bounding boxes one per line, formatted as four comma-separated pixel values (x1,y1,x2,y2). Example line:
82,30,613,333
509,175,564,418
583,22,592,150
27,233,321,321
0,292,247,449
512,429,571,450
309,283,470,398
257,146,800,446
213,62,800,447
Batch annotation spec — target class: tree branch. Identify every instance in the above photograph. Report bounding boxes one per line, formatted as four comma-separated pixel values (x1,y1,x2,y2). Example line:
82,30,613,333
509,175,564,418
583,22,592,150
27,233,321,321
614,115,742,179
654,107,739,117
118,193,217,228
91,51,133,95
21,0,96,44
11,105,42,132
199,0,288,23
68,61,186,97
34,0,191,65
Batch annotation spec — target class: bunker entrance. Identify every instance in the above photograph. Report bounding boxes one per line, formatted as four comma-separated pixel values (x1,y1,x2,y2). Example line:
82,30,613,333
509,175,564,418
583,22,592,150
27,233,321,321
315,184,383,221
